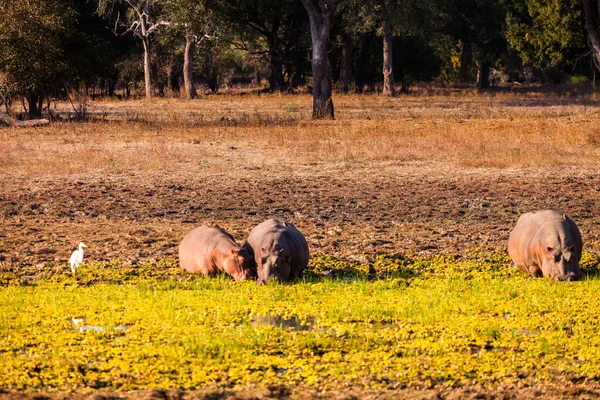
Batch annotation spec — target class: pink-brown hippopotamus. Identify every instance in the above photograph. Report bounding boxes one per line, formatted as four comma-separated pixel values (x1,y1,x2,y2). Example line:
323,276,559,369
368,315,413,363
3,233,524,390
243,219,309,284
508,210,583,281
179,225,255,281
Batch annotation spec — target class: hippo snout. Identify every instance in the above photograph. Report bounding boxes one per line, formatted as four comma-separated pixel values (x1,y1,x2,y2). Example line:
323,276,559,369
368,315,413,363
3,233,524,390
554,272,580,281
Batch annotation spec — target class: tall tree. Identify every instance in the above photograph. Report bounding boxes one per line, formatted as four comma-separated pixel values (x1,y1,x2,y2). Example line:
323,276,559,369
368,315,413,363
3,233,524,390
301,0,345,119
184,30,197,98
506,0,585,74
442,0,510,89
340,32,353,93
0,0,72,118
354,31,375,93
581,0,600,69
164,0,210,99
217,0,309,92
98,0,170,98
352,0,437,96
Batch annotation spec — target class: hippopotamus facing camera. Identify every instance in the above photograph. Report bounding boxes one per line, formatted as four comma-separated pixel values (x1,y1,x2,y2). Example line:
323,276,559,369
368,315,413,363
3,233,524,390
243,219,309,285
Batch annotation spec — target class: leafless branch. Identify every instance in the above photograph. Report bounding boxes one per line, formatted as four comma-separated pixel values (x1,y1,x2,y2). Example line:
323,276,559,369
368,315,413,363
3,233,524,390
146,20,170,36
122,20,140,35
196,34,217,43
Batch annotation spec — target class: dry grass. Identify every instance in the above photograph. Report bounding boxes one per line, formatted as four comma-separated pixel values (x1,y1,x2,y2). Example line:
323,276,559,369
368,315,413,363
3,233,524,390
2,92,600,177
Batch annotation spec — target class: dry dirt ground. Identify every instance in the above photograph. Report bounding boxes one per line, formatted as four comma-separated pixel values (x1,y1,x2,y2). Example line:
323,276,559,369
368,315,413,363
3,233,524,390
2,164,600,267
3,382,600,400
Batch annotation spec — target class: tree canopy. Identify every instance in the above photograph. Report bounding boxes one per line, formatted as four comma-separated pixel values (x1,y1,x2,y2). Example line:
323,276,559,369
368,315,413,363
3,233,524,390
0,0,598,119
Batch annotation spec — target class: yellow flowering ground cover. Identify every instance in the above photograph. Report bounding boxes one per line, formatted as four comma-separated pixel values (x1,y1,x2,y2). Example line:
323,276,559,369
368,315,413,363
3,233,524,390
1,252,600,393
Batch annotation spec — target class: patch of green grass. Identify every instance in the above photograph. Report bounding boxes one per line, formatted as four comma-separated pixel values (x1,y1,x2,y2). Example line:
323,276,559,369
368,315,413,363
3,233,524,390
1,253,600,392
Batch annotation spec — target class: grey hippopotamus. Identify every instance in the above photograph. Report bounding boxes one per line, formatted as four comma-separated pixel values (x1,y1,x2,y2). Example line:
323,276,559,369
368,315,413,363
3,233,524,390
179,225,255,281
508,210,583,281
243,219,309,284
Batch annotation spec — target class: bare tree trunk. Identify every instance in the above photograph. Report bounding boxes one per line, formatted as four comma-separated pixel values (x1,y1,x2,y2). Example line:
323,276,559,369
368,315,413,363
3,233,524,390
26,90,44,119
266,35,284,92
311,21,334,118
382,20,395,97
2,97,12,114
476,61,490,89
302,0,335,119
355,32,372,93
142,37,153,99
184,32,197,100
172,72,181,94
341,33,353,94
254,69,261,87
582,0,600,68
269,54,284,92
166,62,174,98
108,70,118,97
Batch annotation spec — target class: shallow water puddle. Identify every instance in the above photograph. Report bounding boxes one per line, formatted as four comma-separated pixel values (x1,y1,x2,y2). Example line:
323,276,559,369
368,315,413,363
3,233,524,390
71,318,129,333
251,315,315,331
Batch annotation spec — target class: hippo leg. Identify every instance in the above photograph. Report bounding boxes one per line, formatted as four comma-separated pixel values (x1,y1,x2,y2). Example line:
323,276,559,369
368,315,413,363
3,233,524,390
528,265,543,277
289,268,303,280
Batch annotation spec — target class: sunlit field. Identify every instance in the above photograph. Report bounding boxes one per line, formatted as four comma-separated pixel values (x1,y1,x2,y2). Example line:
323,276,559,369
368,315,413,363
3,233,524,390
3,91,600,176
2,89,600,398
2,254,600,397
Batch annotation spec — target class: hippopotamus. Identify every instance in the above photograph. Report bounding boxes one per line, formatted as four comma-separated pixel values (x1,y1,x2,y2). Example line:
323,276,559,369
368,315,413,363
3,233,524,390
508,210,583,281
243,219,309,284
179,225,255,281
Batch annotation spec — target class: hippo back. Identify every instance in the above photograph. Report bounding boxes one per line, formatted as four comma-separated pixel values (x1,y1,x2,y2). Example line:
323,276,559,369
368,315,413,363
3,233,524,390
179,225,238,274
281,221,310,275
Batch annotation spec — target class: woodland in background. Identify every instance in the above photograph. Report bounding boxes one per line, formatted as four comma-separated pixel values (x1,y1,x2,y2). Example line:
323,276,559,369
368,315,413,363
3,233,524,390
1,0,600,119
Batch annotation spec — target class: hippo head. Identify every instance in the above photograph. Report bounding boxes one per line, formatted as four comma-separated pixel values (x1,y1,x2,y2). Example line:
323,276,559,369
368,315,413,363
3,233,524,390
257,248,291,285
541,242,581,281
222,247,256,281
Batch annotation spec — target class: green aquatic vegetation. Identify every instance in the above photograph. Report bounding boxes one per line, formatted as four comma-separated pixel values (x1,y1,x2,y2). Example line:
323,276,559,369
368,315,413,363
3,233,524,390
1,252,600,392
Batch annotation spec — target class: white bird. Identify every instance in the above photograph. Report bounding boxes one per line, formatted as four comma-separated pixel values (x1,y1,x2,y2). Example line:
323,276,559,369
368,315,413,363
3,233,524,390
69,242,87,274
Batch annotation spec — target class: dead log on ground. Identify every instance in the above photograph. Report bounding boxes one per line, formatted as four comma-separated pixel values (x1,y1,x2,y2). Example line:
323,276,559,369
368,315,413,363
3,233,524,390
0,112,49,127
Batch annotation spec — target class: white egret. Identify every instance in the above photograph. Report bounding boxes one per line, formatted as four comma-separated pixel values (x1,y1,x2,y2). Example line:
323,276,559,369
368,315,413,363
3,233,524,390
69,242,87,274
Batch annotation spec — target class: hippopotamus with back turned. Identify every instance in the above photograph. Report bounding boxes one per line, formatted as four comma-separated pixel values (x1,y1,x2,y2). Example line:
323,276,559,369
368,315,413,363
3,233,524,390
243,219,309,284
179,225,255,281
508,210,583,281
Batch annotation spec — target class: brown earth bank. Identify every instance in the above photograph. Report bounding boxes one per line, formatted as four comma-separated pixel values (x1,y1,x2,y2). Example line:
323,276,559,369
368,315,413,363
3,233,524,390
3,381,600,400
1,165,600,268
